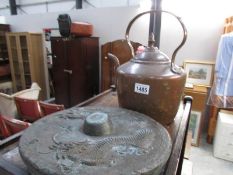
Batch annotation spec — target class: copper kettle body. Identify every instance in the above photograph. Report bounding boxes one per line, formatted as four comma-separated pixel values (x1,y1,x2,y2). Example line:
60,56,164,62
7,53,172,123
108,10,187,125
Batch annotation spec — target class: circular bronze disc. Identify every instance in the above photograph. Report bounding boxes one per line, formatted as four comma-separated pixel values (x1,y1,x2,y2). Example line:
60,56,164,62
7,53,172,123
19,107,172,175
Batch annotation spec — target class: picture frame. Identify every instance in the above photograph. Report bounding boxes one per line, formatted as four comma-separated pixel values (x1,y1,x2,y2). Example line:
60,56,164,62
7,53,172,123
188,110,202,146
184,60,215,87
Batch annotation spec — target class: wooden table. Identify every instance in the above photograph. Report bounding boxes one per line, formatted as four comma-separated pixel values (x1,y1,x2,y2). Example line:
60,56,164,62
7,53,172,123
0,89,192,175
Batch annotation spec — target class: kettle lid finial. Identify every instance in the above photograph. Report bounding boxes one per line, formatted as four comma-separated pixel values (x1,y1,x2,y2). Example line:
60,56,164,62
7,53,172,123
148,33,155,47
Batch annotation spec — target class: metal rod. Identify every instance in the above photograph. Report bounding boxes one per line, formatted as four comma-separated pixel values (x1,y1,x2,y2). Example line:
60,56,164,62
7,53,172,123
71,5,76,10
154,0,162,48
18,7,28,14
149,0,162,48
1,0,92,10
76,0,82,9
1,0,74,10
149,0,155,37
9,0,17,15
24,0,74,6
84,0,96,8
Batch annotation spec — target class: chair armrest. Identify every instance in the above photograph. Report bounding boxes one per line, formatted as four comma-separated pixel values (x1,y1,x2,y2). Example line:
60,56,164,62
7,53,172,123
0,93,13,100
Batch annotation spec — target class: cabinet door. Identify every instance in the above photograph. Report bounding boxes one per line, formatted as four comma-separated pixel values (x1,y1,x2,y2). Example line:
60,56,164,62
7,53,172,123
67,38,87,106
7,35,26,91
51,38,69,107
83,38,99,96
19,34,32,89
68,38,99,107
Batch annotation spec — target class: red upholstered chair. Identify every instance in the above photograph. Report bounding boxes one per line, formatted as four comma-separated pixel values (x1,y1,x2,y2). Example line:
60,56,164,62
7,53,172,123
0,116,11,138
0,115,30,137
14,96,42,122
39,101,65,117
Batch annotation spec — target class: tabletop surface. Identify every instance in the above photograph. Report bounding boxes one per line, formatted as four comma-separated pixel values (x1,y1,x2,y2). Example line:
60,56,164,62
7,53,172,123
0,89,192,175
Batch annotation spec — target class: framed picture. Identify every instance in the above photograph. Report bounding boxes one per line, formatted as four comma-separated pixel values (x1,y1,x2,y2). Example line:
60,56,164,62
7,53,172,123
184,60,215,87
188,110,202,146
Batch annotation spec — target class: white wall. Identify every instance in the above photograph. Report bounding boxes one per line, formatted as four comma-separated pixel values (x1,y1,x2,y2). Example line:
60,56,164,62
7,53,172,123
4,6,148,46
0,16,5,23
3,0,233,66
160,0,233,65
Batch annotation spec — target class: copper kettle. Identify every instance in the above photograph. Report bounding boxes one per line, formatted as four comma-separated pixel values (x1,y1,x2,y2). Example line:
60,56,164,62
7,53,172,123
108,10,187,125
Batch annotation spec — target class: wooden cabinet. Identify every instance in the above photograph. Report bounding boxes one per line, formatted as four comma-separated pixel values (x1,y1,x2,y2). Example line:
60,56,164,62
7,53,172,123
51,37,99,108
6,32,47,99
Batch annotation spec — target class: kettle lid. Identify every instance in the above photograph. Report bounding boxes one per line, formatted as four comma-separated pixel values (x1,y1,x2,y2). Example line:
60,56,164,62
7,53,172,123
133,33,170,63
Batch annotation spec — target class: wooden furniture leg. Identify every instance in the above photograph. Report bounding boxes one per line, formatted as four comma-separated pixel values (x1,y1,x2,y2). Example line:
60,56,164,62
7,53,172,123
207,106,219,144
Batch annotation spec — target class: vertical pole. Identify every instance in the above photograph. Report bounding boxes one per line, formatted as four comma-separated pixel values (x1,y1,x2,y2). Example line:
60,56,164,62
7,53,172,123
9,0,17,15
45,1,48,12
149,0,162,48
76,0,82,9
149,0,155,37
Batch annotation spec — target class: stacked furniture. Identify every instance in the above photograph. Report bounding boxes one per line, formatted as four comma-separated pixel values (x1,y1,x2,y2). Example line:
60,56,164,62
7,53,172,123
51,37,99,108
6,32,47,100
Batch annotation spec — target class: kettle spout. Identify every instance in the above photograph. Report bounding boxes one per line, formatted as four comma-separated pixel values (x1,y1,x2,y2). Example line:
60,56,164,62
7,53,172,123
107,53,120,68
107,53,120,90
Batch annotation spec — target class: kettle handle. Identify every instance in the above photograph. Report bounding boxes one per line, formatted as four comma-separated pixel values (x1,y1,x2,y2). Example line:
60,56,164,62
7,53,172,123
125,10,187,73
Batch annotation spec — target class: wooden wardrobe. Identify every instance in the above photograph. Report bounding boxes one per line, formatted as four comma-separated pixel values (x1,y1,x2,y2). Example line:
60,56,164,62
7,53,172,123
51,37,99,108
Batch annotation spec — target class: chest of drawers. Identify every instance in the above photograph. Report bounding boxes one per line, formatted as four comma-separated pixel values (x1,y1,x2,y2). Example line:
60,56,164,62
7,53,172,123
213,110,233,162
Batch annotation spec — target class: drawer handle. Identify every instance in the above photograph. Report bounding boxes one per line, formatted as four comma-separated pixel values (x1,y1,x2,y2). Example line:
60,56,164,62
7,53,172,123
228,143,233,146
64,69,72,74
